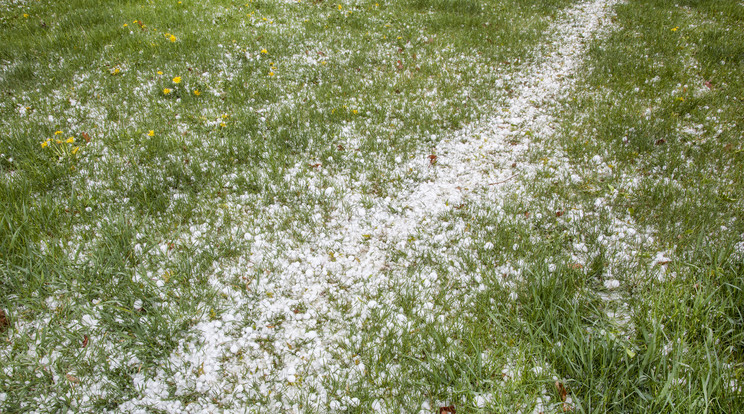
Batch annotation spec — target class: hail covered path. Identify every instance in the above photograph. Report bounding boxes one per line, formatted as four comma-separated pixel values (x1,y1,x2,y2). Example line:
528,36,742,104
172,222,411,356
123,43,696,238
117,1,619,412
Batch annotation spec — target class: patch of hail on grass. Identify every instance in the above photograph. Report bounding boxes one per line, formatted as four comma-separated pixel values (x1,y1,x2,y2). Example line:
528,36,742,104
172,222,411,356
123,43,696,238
99,0,630,412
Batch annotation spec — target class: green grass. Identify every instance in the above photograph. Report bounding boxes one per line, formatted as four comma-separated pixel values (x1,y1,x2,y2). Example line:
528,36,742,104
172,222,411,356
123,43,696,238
1,0,743,412
520,0,744,411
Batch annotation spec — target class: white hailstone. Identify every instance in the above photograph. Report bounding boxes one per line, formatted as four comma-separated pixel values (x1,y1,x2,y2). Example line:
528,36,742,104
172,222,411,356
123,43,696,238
604,279,620,289
548,263,556,273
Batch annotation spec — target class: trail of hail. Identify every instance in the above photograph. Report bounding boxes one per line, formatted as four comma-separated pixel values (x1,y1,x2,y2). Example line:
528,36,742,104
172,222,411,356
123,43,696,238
115,1,620,412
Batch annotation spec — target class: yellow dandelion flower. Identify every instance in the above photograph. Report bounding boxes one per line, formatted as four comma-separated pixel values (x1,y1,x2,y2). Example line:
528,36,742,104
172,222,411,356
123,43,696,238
352,109,358,114
222,114,229,119
169,35,177,42
269,71,274,76
66,137,75,144
54,130,63,135
163,88,171,94
173,76,182,84
193,89,201,96
41,141,48,148
220,122,227,127
23,14,29,18
157,71,163,75
123,23,128,27
260,48,268,54
71,146,80,155
148,130,155,136
56,139,62,144
671,26,678,32
338,4,342,10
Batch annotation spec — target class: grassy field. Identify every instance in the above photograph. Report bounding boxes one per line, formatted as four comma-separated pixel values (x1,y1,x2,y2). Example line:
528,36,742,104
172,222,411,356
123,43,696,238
1,0,742,412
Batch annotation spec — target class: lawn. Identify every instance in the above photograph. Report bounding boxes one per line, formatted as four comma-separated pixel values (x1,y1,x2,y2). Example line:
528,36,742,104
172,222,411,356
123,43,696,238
1,0,742,412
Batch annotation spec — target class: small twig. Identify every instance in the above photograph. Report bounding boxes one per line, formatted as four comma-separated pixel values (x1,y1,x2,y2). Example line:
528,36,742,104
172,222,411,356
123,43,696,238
488,173,518,185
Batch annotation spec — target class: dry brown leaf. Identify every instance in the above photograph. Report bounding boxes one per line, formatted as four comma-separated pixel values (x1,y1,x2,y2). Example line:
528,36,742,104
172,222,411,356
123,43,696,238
655,138,666,145
556,210,564,217
0,309,9,333
556,381,568,401
81,132,91,143
66,374,80,384
82,335,89,348
439,405,456,414
428,154,437,165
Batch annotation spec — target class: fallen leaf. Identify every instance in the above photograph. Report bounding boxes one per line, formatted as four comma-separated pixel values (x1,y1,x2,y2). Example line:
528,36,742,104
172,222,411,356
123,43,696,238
439,405,456,414
309,163,321,169
704,80,714,89
337,144,345,151
556,381,568,402
658,260,671,265
0,309,9,333
81,132,91,143
655,138,666,145
82,335,89,348
428,154,437,165
571,263,584,270
66,374,80,384
556,210,564,217
396,60,404,70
